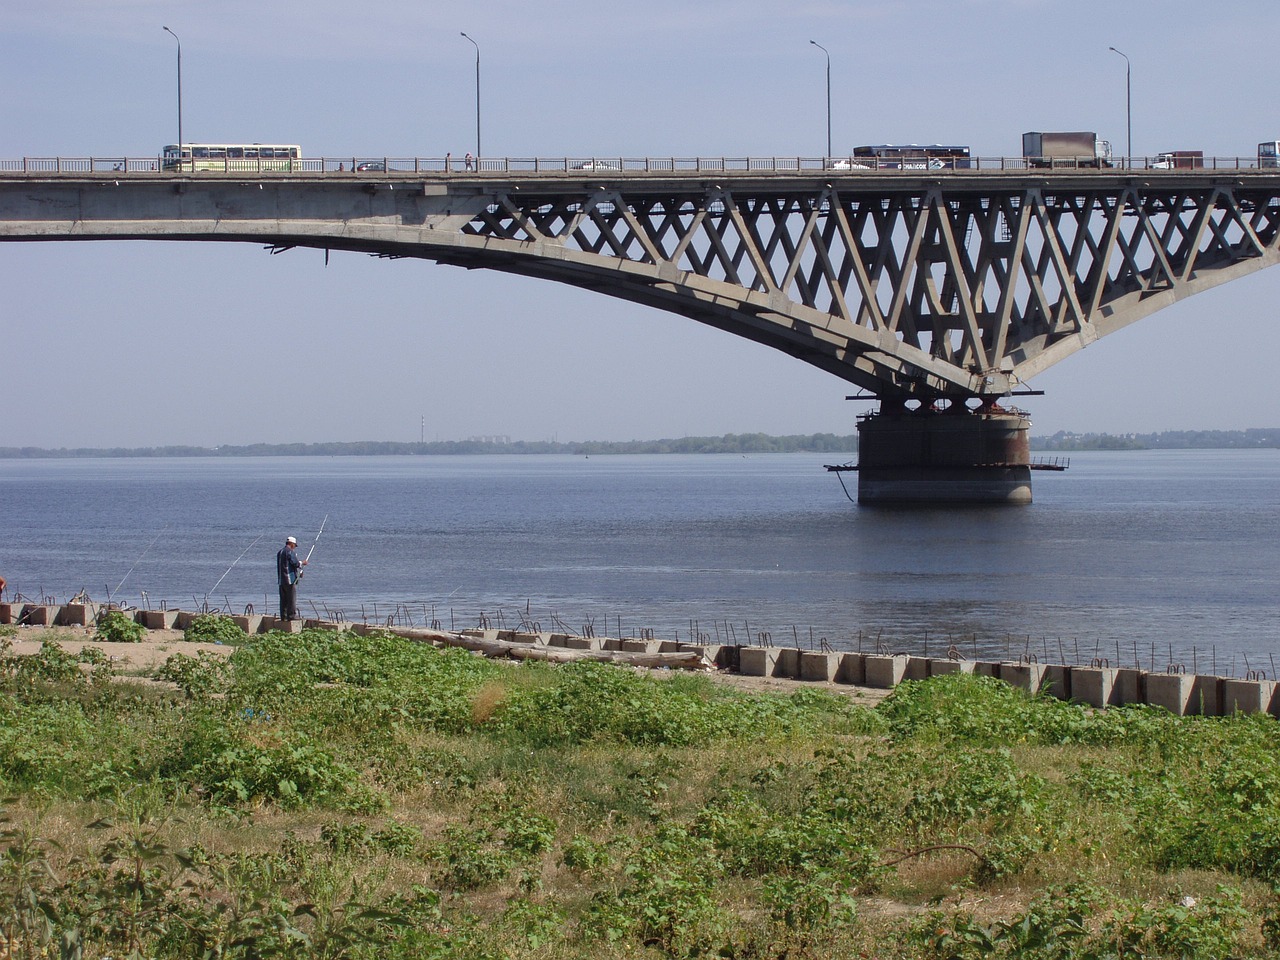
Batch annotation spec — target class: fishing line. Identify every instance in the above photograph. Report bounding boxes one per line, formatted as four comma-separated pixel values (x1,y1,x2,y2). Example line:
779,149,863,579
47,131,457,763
112,523,170,600
209,532,265,596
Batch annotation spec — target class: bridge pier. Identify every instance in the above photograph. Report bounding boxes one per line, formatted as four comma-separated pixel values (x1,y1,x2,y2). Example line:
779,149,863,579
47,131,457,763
855,404,1032,504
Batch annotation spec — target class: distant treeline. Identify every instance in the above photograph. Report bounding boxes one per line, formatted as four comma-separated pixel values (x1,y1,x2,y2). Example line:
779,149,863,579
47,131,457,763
1032,428,1280,451
2,428,1277,459
0,432,860,459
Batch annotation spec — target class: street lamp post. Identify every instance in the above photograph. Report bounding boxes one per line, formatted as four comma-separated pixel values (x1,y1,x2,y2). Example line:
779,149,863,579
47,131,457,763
809,40,831,159
162,26,183,164
1109,46,1131,168
460,32,481,161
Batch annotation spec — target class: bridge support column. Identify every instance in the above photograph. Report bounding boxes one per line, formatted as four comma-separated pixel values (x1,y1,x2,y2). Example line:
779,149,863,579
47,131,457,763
856,405,1032,504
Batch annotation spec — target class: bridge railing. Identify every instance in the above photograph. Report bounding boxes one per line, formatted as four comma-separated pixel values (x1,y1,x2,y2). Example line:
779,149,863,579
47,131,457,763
0,155,1268,175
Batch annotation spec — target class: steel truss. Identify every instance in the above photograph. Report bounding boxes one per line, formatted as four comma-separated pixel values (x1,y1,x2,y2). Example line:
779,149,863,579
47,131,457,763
3,173,1280,399
445,179,1280,398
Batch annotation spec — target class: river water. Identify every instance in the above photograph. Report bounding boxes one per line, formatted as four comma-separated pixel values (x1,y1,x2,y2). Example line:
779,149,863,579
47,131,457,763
1,450,1277,674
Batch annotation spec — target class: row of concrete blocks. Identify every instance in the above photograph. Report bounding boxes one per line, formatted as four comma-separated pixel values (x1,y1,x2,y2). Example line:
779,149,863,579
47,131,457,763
0,602,309,635
731,647,1280,718
456,630,1278,718
5,605,1275,718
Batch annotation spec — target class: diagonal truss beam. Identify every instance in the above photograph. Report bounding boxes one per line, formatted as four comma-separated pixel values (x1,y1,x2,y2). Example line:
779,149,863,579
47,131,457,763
4,174,1280,399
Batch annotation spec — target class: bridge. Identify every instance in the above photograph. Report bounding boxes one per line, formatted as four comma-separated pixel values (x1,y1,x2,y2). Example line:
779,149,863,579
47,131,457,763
4,155,1280,502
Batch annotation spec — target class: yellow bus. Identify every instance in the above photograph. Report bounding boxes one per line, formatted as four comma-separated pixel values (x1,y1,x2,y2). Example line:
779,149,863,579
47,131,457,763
162,143,302,172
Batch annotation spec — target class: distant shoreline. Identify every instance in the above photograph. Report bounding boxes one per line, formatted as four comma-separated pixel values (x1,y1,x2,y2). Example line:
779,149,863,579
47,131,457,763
1,428,1277,459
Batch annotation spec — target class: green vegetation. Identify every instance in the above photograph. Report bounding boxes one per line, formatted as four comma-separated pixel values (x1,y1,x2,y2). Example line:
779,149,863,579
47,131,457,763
1,632,1278,958
92,609,146,643
182,612,249,646
1033,427,1280,451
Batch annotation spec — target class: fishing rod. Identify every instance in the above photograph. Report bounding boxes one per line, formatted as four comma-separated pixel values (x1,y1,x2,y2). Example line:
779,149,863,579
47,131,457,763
111,523,170,601
208,532,265,597
299,514,328,578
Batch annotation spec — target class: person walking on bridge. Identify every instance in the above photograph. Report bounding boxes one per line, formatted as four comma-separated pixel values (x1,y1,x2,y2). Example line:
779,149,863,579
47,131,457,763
276,536,307,622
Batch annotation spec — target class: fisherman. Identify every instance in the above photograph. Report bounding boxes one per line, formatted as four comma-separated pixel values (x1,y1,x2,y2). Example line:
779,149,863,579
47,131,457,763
276,536,307,622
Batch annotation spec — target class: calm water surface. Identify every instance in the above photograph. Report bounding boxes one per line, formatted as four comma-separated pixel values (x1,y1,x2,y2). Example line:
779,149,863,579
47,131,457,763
1,451,1277,671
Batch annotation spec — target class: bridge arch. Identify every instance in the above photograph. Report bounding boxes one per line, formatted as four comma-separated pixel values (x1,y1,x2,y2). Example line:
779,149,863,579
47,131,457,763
5,169,1280,403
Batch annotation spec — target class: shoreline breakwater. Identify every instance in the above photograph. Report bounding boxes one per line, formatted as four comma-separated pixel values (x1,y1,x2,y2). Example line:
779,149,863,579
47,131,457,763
4,598,1277,720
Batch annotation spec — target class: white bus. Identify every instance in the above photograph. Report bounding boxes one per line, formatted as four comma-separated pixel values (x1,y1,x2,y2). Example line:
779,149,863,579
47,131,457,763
162,143,302,172
1258,141,1280,168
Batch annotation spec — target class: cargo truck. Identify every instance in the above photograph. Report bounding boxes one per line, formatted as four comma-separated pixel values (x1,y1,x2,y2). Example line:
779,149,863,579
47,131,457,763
1022,131,1113,168
1152,150,1204,169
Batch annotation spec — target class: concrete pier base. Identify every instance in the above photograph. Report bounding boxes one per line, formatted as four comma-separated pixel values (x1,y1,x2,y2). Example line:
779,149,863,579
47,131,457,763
854,407,1033,504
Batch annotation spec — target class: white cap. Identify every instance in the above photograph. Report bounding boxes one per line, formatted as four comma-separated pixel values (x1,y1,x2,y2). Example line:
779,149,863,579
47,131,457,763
286,536,297,544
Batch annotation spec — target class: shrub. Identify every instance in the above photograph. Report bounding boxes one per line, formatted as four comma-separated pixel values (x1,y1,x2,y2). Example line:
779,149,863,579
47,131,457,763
154,651,231,700
182,613,247,646
94,609,145,644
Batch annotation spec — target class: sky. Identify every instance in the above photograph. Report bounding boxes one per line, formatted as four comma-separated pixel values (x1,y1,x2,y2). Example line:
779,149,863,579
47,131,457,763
3,0,1280,447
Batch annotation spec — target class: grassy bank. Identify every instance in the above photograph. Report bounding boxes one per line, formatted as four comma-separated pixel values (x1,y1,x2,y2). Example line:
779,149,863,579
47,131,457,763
2,627,1278,958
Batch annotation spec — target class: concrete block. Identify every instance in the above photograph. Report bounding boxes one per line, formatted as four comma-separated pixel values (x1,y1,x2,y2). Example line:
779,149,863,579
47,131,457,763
836,652,866,684
55,603,98,627
738,647,779,677
510,632,542,645
461,628,500,641
231,614,263,635
658,640,682,653
682,644,726,667
904,657,930,681
560,635,598,650
1146,673,1194,716
772,648,801,679
1189,675,1222,716
1069,667,1115,708
972,661,1002,678
1041,664,1071,700
929,659,975,677
173,611,200,630
799,651,839,682
863,654,908,689
620,638,661,654
1222,678,1277,715
139,609,179,630
1000,662,1047,694
18,604,55,626
1114,669,1145,707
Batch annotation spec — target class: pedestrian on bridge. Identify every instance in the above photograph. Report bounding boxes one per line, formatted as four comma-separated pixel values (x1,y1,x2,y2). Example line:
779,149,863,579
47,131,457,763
276,535,307,622
464,152,474,171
